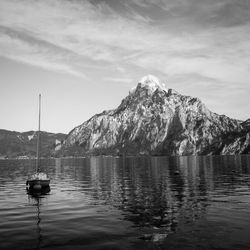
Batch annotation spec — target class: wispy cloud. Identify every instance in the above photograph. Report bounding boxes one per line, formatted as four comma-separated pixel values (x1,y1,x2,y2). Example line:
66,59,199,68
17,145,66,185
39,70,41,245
104,77,133,84
1,0,250,78
0,25,88,79
0,0,162,76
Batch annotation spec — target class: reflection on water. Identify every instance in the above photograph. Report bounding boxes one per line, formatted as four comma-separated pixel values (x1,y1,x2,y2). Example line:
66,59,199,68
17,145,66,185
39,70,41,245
0,155,250,249
26,187,50,250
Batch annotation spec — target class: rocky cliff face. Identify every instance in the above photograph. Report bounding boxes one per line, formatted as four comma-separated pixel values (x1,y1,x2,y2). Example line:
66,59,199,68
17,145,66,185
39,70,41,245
62,75,249,156
207,120,250,155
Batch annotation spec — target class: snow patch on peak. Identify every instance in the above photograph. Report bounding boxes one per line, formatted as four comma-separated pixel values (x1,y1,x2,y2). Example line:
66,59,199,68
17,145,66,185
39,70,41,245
129,86,137,95
129,75,167,94
139,75,160,86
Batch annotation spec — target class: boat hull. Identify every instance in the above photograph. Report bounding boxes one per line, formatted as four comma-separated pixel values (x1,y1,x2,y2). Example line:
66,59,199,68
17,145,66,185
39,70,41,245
26,185,51,196
27,179,50,189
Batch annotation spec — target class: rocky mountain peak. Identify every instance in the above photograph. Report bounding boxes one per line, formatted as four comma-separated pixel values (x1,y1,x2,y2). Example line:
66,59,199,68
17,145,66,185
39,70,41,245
62,75,248,156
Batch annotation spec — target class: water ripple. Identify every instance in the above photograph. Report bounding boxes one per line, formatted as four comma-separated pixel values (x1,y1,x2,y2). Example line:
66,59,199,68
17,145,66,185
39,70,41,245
1,156,250,249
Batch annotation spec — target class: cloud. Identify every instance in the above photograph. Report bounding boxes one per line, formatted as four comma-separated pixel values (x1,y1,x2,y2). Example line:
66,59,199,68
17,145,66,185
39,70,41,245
0,25,88,79
0,0,250,97
104,77,133,84
0,0,161,76
125,22,250,84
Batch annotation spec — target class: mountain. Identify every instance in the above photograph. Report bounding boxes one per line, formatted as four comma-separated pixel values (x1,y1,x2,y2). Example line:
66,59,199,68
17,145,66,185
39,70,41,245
61,75,249,156
0,129,66,158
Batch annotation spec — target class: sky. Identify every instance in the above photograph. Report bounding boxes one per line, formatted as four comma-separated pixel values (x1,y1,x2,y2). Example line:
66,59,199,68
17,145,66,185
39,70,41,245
0,0,249,134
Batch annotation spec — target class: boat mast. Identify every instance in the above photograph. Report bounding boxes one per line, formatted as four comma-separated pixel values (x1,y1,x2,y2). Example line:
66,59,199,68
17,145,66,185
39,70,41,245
36,94,41,172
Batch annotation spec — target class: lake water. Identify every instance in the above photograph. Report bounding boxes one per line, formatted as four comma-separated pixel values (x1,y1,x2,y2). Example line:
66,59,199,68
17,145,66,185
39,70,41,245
0,155,250,250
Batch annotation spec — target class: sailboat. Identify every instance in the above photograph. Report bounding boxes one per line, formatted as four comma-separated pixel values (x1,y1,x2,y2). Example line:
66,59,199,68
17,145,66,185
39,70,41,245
26,94,50,190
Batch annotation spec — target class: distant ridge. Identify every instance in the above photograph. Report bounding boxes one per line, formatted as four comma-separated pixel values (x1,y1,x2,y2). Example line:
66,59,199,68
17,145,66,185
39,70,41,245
61,75,250,156
0,129,66,158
